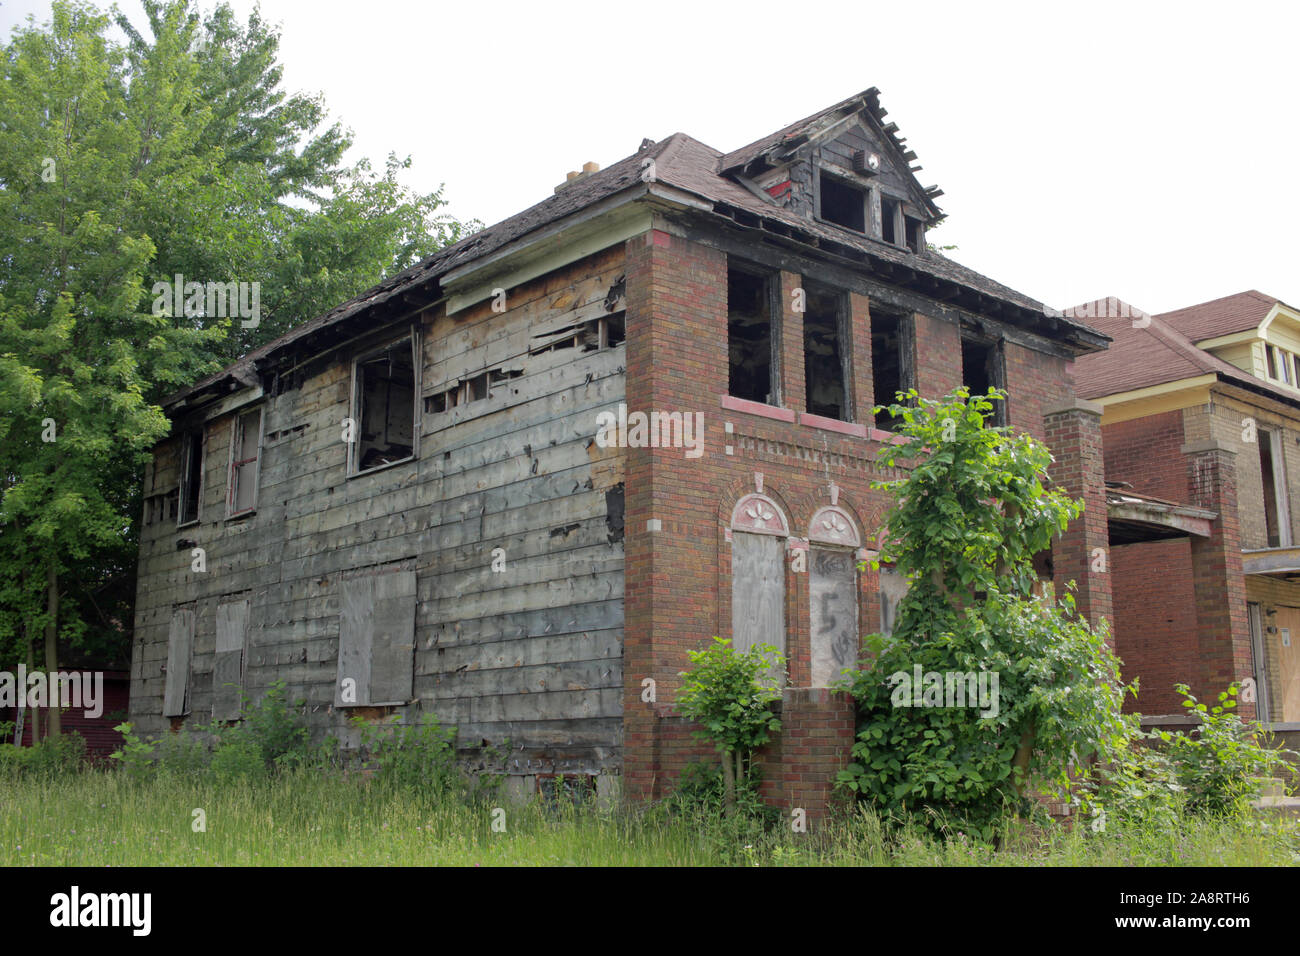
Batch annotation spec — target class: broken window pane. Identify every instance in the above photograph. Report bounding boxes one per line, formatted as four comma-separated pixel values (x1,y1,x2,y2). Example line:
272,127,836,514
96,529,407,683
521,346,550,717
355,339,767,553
356,338,415,472
229,409,261,515
819,171,866,233
178,429,203,525
728,267,775,404
804,286,849,421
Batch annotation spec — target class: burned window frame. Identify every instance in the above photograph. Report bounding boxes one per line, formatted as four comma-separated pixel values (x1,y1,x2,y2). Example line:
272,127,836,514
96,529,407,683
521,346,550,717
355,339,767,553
177,427,204,527
959,333,1008,428
349,330,420,476
869,304,916,430
815,168,869,234
726,261,782,407
802,282,854,423
226,407,263,519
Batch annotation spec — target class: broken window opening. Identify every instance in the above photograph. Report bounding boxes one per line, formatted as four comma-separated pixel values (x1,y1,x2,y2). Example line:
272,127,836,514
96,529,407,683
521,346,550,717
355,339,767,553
960,336,1007,426
178,429,203,525
1259,429,1291,548
804,286,850,421
880,196,900,245
819,171,866,233
600,311,626,348
728,266,777,405
870,306,914,430
228,408,262,516
904,216,924,254
354,337,415,474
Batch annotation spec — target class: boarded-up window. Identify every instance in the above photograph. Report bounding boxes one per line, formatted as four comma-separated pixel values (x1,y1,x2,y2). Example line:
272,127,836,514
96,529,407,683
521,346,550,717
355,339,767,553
336,568,416,706
810,549,858,687
228,409,262,516
879,565,910,637
213,599,249,720
163,607,196,717
730,532,785,667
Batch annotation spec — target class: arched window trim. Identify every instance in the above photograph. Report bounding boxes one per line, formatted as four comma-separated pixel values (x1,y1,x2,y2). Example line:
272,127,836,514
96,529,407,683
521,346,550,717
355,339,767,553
807,505,861,548
730,492,789,536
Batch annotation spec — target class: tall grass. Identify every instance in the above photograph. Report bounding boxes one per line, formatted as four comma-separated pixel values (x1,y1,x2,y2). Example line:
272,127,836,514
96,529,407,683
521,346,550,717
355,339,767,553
2,768,1296,866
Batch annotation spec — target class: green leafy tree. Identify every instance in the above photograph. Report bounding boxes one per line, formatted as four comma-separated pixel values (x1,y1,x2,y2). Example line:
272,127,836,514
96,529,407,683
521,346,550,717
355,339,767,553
838,388,1133,837
0,0,477,725
675,636,784,816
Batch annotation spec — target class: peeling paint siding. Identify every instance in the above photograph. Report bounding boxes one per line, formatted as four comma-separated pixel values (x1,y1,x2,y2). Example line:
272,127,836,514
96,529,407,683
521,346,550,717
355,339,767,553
130,247,629,776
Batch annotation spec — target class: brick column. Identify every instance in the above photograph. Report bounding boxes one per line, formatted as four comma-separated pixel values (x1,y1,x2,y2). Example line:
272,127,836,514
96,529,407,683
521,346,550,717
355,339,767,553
623,229,730,800
1044,399,1113,630
848,292,874,425
755,688,855,822
1182,439,1255,718
778,271,805,413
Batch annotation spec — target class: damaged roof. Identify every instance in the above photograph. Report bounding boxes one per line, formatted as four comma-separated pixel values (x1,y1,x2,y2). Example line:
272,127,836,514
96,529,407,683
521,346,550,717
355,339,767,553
165,90,1107,411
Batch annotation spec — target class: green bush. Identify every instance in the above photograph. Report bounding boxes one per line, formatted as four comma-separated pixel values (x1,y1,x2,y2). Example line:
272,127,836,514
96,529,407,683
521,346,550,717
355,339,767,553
1158,683,1295,816
354,713,460,796
0,730,86,779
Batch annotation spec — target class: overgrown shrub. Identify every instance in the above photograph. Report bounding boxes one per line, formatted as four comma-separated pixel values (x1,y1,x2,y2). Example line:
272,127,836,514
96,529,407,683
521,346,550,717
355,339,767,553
675,637,783,816
0,728,85,779
354,713,460,796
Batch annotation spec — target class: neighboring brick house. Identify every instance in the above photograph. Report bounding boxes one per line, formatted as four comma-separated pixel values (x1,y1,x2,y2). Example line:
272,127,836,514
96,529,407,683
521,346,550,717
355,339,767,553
131,88,1112,813
1070,292,1300,735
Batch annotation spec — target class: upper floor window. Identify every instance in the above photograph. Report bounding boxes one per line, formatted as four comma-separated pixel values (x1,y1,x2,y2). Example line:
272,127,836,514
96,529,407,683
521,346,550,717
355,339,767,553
961,335,1007,427
728,265,779,405
1265,344,1300,388
870,305,915,430
804,285,851,421
1259,428,1292,548
178,428,203,526
818,170,866,233
351,334,417,474
227,408,262,517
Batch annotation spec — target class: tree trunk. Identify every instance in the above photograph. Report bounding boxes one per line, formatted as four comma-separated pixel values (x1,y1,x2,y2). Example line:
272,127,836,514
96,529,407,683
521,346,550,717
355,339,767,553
721,750,736,817
24,615,38,745
44,565,60,738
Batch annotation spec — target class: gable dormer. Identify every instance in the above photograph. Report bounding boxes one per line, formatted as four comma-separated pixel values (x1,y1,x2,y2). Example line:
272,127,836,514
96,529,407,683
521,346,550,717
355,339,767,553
1160,292,1300,394
719,88,944,254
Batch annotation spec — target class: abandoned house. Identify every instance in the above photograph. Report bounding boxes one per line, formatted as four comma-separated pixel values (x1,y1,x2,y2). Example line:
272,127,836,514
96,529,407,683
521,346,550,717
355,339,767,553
131,88,1114,813
1070,292,1300,752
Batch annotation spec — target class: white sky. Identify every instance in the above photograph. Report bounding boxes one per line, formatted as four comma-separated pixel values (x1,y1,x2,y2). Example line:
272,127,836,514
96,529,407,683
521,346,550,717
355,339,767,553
4,0,1298,315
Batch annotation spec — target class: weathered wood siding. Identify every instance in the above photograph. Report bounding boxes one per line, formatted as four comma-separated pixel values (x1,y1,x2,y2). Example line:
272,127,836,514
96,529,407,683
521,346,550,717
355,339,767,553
130,247,628,777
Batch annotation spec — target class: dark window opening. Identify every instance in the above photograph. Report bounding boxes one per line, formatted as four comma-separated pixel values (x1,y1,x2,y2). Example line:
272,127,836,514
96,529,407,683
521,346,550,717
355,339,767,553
1266,347,1278,379
880,196,899,245
601,311,625,348
178,430,203,525
961,337,1006,426
905,216,923,254
819,171,866,233
356,338,415,473
728,267,776,404
804,287,849,421
1260,430,1287,548
870,307,914,430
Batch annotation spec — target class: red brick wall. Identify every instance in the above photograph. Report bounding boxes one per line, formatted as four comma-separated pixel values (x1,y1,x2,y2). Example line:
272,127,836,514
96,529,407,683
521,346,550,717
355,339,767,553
622,229,1109,814
1110,539,1199,713
1103,410,1188,502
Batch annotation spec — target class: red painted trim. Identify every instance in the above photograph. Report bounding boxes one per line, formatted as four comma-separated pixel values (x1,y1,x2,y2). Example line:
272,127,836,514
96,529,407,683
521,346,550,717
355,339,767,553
800,413,868,438
719,395,796,422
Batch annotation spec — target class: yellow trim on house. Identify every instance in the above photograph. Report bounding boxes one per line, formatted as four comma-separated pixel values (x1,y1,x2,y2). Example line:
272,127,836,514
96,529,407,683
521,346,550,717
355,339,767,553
1094,375,1215,425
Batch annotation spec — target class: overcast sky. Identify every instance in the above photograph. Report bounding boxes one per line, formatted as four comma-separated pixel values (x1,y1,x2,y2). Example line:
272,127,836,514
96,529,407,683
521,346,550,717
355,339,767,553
4,0,1297,315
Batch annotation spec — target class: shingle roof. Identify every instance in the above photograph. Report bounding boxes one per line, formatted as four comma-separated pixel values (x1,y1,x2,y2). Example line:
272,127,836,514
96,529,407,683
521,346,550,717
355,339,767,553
165,95,1105,410
1157,290,1279,342
1069,293,1300,406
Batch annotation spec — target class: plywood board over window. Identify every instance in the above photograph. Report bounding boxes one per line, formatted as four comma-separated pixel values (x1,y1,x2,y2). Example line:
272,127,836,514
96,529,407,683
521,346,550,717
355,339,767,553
163,607,196,717
336,567,416,706
810,548,858,687
730,532,785,667
213,598,249,720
